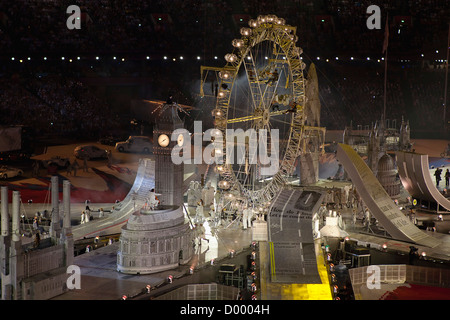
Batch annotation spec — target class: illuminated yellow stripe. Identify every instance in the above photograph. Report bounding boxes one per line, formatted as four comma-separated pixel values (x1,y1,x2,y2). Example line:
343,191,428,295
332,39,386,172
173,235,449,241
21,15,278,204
269,241,276,280
226,110,286,124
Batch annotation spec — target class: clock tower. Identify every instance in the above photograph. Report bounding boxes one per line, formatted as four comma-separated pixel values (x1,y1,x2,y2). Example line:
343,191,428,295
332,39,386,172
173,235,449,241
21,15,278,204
153,104,184,207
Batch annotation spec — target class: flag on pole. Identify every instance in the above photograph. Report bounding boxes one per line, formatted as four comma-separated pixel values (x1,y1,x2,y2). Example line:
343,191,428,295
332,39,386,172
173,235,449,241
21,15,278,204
382,17,389,54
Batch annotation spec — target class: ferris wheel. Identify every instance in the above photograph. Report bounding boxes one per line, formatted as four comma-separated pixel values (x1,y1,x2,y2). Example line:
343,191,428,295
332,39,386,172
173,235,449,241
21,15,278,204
201,15,311,207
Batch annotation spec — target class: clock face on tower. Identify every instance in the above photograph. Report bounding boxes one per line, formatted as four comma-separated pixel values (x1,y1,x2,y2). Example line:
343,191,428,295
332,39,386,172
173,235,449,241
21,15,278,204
158,134,170,147
177,134,184,147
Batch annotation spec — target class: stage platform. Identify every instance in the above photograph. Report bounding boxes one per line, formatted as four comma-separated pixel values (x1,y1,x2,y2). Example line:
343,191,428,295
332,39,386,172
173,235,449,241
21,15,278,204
52,219,254,300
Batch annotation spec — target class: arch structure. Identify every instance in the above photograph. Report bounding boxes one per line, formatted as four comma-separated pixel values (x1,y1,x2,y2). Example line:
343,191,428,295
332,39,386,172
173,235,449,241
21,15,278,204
396,151,450,213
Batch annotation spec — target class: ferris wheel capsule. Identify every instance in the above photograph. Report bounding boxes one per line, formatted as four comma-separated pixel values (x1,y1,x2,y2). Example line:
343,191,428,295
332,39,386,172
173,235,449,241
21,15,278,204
214,165,224,173
257,15,267,24
248,19,258,28
276,18,285,25
266,15,277,23
232,39,244,48
240,27,252,36
225,53,238,63
218,180,230,189
219,70,231,79
211,109,222,117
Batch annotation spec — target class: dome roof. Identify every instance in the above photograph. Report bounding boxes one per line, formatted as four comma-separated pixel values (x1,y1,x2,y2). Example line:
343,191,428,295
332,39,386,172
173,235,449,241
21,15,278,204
378,154,395,172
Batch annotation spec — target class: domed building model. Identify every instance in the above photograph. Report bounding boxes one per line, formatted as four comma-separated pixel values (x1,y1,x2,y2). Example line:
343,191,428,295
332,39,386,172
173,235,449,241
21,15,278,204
117,102,194,275
117,204,194,274
376,153,400,199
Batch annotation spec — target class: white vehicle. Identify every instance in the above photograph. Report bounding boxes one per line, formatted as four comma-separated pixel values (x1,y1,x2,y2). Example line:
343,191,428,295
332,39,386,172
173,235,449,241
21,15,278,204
115,136,152,153
0,166,23,179
74,145,108,160
42,156,71,168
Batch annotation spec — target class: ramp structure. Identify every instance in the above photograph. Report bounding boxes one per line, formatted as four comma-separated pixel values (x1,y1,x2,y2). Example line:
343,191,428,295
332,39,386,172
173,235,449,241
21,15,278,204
336,143,440,248
268,188,324,283
72,158,155,240
396,151,450,213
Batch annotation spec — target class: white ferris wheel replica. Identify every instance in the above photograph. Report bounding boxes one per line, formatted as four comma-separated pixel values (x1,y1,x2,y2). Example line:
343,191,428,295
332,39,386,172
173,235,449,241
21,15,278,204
200,14,322,208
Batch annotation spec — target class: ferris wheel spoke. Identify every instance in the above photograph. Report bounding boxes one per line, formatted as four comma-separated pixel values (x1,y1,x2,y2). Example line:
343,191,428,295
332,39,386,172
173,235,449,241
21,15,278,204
243,50,264,111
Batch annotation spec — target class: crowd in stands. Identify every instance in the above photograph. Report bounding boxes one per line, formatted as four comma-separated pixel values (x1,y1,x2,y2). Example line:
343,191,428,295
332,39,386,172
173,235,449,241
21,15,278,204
0,0,448,58
0,75,121,138
0,0,448,138
317,60,448,132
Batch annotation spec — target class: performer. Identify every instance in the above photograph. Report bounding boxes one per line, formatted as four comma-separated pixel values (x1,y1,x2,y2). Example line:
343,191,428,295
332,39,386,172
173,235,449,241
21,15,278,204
195,200,205,224
148,188,160,209
202,182,215,207
242,206,253,230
